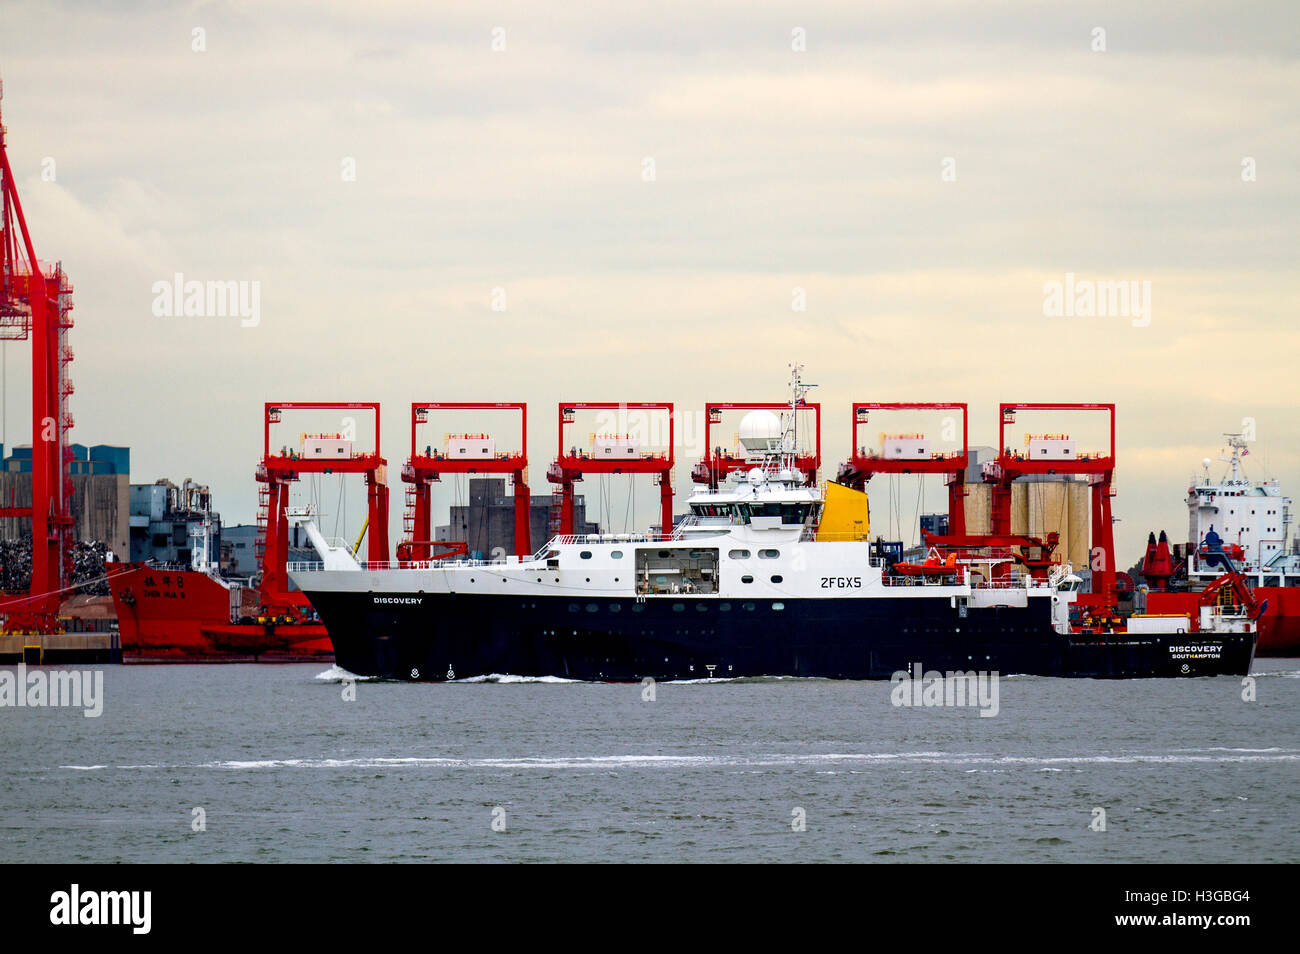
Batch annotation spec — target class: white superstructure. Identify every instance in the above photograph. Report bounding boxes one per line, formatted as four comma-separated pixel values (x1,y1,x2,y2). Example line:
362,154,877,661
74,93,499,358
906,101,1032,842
1187,434,1296,585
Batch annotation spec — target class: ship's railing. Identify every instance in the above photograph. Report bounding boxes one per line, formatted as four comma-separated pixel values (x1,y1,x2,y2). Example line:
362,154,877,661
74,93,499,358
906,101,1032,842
287,558,537,572
808,531,870,542
527,531,678,560
880,574,964,587
972,577,1030,590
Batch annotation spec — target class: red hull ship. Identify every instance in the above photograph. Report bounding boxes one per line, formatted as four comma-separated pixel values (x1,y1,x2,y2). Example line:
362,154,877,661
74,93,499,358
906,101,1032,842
105,563,332,661
103,402,390,663
1137,435,1300,656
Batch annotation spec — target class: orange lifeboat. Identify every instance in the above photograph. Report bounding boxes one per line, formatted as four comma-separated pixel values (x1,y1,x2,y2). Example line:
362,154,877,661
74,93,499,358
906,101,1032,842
891,548,960,577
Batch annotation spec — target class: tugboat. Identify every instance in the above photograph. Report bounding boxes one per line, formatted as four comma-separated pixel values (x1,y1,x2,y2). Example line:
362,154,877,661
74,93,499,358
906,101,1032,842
293,371,1258,681
1137,434,1299,656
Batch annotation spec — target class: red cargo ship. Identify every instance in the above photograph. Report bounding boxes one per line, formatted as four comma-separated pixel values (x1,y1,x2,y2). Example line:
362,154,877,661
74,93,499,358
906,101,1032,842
105,403,390,662
1137,435,1300,656
105,516,333,661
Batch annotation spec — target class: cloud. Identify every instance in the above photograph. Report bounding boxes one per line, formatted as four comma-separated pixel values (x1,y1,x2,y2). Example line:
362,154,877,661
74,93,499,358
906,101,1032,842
0,0,1295,562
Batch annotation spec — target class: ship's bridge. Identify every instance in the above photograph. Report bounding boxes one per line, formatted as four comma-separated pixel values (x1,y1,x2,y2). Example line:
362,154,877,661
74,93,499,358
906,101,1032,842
685,467,823,533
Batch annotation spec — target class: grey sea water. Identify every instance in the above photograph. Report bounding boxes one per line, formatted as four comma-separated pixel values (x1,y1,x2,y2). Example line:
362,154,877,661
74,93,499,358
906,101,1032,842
1,660,1297,863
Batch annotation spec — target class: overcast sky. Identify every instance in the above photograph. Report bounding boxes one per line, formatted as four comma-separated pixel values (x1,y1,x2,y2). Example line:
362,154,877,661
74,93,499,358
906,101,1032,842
1,0,1297,561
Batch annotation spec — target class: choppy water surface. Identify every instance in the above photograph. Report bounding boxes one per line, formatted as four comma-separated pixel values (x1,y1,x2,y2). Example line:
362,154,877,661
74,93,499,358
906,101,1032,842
2,661,1296,862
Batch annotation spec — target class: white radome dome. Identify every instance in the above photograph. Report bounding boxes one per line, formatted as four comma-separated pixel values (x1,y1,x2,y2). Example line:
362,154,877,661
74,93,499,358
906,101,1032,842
738,409,782,452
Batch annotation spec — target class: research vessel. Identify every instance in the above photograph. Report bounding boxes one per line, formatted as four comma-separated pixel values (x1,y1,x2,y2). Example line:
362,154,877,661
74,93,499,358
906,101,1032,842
293,373,1257,681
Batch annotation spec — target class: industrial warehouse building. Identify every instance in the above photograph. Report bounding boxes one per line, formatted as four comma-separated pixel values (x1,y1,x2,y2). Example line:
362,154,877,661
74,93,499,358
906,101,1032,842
435,477,599,559
0,443,131,559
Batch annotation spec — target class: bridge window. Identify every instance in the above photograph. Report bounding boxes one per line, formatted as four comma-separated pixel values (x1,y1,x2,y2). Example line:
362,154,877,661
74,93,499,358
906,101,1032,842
737,503,811,524
691,503,736,518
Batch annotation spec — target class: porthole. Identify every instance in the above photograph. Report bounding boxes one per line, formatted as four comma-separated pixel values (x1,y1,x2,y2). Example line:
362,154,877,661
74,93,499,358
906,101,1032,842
696,604,707,613
609,604,622,613
741,575,754,584
632,604,645,613
771,575,783,583
580,551,593,560
773,602,785,611
568,603,579,613
672,603,685,612
719,603,732,612
728,549,751,559
611,551,624,559
742,602,756,611
758,549,780,559
586,603,599,613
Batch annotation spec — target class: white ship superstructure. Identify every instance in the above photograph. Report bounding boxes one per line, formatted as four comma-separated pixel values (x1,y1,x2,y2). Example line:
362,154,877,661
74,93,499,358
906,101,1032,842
1187,435,1296,587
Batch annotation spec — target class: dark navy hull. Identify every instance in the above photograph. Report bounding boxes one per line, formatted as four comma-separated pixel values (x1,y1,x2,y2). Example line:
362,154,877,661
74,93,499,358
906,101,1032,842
302,590,1256,681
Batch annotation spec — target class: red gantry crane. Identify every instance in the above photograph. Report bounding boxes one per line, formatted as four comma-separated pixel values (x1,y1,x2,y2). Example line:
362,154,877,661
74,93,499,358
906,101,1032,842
547,402,675,541
398,402,530,562
982,403,1117,604
255,402,390,620
691,400,821,490
836,403,969,536
0,83,77,635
